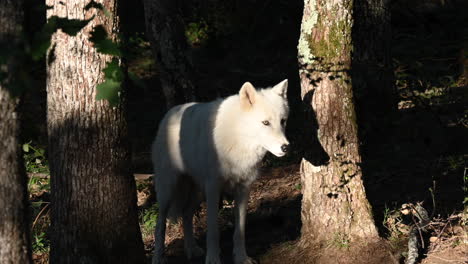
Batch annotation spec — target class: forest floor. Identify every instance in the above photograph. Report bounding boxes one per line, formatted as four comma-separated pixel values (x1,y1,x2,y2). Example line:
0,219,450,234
136,165,302,264
25,0,467,263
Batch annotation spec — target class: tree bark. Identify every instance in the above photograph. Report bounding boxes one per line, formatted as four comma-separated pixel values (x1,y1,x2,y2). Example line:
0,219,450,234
0,0,32,263
297,0,380,245
46,1,144,263
143,0,197,108
352,0,395,141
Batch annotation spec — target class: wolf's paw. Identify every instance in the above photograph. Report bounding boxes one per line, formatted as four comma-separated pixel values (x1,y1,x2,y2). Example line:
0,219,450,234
205,254,222,264
186,244,204,259
152,255,167,264
235,256,258,264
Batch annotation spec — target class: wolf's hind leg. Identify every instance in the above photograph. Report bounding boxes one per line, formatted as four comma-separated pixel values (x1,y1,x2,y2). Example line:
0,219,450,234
152,198,169,264
183,196,204,259
152,172,176,264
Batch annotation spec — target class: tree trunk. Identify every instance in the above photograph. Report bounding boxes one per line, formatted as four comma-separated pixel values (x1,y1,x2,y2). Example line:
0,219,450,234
0,0,32,263
297,0,380,246
46,1,144,263
143,0,197,108
352,0,395,141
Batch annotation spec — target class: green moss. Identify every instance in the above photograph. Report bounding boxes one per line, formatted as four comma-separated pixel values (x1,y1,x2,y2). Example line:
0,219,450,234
299,0,353,73
328,232,351,249
299,1,358,129
309,19,350,65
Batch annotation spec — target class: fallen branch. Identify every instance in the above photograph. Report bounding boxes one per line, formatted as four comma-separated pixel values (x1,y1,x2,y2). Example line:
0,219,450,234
403,203,430,264
31,202,50,230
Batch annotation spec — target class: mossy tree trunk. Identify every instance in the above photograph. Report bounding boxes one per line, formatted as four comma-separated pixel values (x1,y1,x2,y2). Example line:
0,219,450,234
0,0,32,263
298,0,383,246
143,0,197,108
46,0,144,263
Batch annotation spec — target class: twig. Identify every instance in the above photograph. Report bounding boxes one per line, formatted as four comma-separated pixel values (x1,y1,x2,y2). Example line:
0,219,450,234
411,212,426,249
428,255,466,263
404,203,431,264
429,156,442,219
432,220,451,251
27,173,49,179
436,220,450,241
430,180,436,218
31,203,50,230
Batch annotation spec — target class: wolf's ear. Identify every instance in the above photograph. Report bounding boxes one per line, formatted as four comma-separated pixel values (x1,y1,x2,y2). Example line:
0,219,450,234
239,82,257,110
272,79,288,98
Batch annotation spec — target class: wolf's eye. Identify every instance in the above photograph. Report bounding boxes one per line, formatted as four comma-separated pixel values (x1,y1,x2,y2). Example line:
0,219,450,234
262,120,270,126
281,119,286,126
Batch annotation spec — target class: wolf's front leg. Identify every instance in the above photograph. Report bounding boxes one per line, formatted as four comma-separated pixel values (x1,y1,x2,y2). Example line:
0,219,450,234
183,199,204,260
233,186,257,264
205,181,221,264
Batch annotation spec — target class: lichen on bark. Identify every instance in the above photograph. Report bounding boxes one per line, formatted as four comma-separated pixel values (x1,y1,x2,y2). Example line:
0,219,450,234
299,0,352,70
297,0,318,66
298,0,379,246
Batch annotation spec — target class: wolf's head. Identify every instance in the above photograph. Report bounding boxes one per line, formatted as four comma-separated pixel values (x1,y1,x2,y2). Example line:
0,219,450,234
239,79,290,157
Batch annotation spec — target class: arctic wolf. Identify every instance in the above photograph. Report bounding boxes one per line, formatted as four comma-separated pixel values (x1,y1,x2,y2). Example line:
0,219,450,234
151,80,289,264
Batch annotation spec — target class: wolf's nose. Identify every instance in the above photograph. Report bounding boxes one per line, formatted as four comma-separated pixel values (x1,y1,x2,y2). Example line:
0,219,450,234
281,144,289,153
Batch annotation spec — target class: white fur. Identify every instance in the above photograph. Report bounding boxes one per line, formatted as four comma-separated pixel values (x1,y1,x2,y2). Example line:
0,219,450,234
151,80,289,264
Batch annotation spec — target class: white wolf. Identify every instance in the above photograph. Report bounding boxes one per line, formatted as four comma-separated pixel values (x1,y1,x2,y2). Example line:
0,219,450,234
151,80,289,264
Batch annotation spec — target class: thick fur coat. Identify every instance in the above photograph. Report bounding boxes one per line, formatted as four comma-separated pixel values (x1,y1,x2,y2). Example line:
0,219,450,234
152,80,289,264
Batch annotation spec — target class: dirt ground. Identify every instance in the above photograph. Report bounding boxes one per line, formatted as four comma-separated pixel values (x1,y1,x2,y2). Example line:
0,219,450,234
136,165,303,264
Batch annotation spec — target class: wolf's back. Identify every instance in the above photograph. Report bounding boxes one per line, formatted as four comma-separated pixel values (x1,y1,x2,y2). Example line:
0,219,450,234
152,99,224,195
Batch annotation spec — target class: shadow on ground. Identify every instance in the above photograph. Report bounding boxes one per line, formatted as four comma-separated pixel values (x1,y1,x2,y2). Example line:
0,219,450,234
363,0,468,236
